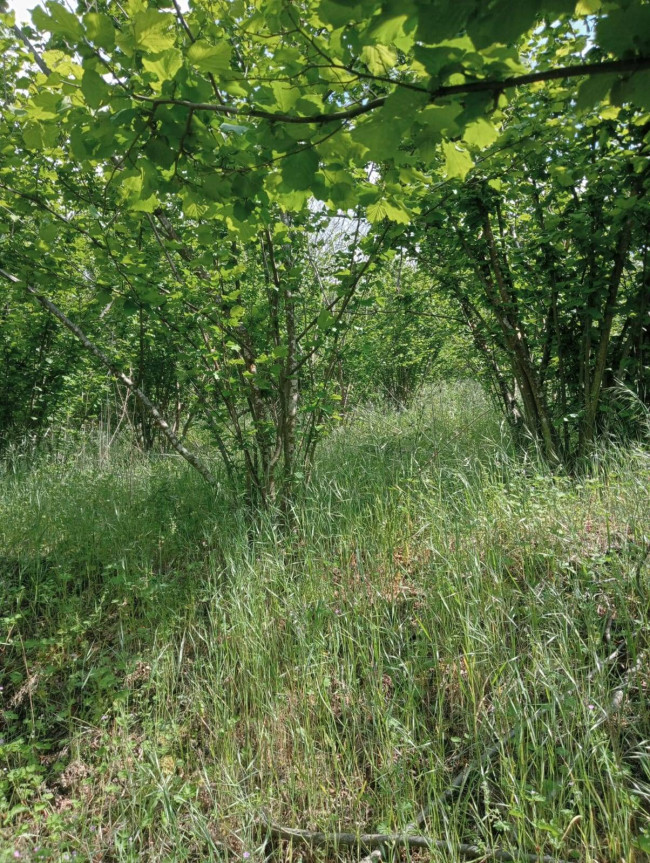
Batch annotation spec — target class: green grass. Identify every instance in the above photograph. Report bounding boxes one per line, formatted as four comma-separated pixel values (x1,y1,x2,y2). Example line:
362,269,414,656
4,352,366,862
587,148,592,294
1,382,649,862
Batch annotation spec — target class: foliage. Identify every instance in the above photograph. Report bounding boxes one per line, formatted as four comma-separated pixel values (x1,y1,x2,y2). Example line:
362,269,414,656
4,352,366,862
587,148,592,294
1,3,649,858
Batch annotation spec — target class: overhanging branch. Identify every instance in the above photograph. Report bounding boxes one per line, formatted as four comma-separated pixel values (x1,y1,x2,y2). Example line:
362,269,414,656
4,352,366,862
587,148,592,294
134,58,650,125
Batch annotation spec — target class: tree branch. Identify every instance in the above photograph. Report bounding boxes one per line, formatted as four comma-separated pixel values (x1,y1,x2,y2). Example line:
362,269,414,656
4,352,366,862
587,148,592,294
12,24,51,75
134,58,650,125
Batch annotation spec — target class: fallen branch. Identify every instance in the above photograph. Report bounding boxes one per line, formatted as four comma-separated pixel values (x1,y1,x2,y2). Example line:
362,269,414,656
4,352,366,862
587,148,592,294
356,723,533,863
359,725,529,863
261,818,567,863
408,647,647,831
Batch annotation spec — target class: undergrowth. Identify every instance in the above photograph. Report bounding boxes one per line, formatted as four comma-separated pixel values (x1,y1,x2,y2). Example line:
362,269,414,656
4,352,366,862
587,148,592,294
1,383,649,862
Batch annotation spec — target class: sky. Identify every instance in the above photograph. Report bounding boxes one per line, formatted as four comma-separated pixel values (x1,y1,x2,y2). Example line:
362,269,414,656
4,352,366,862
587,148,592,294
8,0,38,24
7,0,192,24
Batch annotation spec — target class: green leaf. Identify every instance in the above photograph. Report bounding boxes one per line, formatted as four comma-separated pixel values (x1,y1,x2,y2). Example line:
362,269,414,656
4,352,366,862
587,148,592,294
366,200,388,223
418,104,462,139
633,834,650,854
271,81,301,112
367,14,416,52
81,68,111,109
203,174,232,202
39,221,58,243
415,0,473,42
22,123,44,150
26,91,60,121
44,1,82,40
317,308,335,331
462,117,499,148
220,122,249,135
576,74,615,111
351,114,402,160
133,9,176,53
187,40,232,74
382,88,431,121
575,0,601,12
468,0,540,49
442,142,473,179
144,137,176,168
142,48,183,88
83,12,115,49
611,70,650,111
319,0,365,28
550,166,575,188
597,5,650,57
367,195,411,224
360,44,397,75
295,95,325,117
31,6,52,32
180,188,208,219
117,169,144,199
70,126,88,159
327,182,357,209
281,149,319,191
383,200,411,224
276,187,311,211
130,193,159,213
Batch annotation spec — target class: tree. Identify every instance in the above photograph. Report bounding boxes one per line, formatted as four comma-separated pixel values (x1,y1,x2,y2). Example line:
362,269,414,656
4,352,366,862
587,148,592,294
415,60,649,462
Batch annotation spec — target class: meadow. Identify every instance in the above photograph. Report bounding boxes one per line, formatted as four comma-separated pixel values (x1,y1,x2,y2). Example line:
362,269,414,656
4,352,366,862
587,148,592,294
1,383,649,862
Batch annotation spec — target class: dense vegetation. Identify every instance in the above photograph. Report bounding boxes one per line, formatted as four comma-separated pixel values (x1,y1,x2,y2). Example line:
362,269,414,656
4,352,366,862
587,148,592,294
1,0,649,860
1,388,649,862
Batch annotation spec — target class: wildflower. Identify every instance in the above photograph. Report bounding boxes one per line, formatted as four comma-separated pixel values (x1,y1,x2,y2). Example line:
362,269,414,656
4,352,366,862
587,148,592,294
13,852,21,859
243,853,251,859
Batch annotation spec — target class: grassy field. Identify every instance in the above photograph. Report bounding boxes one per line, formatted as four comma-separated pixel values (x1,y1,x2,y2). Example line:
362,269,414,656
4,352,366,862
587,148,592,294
1,383,649,863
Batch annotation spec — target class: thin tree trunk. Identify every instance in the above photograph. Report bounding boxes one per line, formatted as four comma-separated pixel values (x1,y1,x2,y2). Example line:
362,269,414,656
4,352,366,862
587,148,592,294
480,209,558,460
580,217,632,453
455,289,522,433
458,226,557,460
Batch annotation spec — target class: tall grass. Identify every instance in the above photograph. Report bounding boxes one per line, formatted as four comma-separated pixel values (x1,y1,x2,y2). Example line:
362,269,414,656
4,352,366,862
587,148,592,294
1,382,649,862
